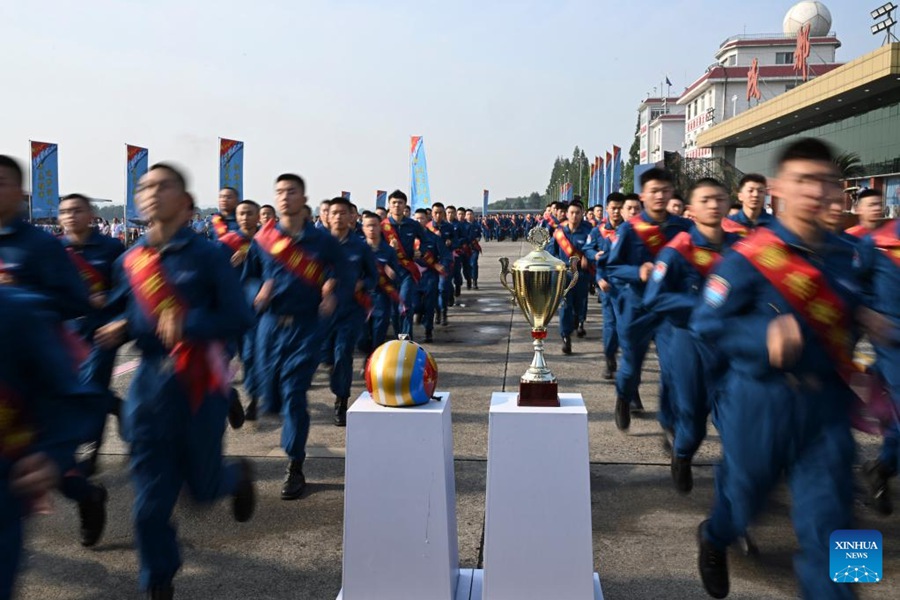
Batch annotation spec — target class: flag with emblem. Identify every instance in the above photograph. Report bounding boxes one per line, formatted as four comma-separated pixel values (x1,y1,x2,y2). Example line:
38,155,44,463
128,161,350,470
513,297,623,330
30,141,59,219
126,145,149,221
219,138,244,198
410,136,433,212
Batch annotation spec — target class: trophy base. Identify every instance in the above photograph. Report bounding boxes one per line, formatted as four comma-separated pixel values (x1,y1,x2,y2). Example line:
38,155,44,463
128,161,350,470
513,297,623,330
518,380,560,407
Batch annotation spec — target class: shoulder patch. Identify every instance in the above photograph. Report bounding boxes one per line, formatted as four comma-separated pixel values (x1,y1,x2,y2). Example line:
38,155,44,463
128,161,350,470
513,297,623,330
652,261,667,282
703,274,730,308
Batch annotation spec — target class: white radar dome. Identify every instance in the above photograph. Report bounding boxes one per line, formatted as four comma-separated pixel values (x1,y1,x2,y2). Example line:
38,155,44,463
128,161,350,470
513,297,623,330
783,1,833,37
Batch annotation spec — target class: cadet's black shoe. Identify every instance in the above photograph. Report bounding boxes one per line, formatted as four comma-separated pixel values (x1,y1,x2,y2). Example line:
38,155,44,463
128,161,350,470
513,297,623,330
698,520,729,598
630,392,644,414
233,459,255,523
614,397,630,431
227,388,245,430
333,397,348,427
441,309,448,326
576,324,586,338
737,533,759,557
466,280,472,290
473,280,478,290
672,455,693,494
148,584,174,600
454,284,462,297
602,358,615,380
862,459,894,515
78,484,108,547
562,336,572,355
245,397,258,422
281,460,306,500
424,330,434,343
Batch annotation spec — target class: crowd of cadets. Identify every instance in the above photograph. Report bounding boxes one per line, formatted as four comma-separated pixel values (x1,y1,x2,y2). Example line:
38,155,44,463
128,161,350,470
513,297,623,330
1,137,899,599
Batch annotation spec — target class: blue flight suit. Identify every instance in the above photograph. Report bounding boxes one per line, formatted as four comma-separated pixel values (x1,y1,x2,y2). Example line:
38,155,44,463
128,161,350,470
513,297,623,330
61,231,126,405
106,228,253,590
61,231,126,474
641,228,740,458
363,240,401,354
243,221,350,446
467,221,482,283
430,220,456,315
385,216,427,339
206,212,239,242
217,231,263,401
452,220,473,288
0,217,89,321
550,221,594,339
416,228,444,335
0,288,103,599
607,212,692,404
588,222,621,362
325,233,377,400
727,209,773,230
692,222,861,600
857,220,900,473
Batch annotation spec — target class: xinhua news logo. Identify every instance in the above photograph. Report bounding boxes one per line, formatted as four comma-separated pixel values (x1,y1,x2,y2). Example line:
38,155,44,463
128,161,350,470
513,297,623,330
830,530,882,584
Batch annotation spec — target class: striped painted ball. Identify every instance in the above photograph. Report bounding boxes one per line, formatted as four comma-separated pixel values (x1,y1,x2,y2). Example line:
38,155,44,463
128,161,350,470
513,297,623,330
365,340,438,407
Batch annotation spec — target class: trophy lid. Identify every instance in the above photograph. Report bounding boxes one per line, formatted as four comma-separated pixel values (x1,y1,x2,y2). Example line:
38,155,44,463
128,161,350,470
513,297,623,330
512,227,567,271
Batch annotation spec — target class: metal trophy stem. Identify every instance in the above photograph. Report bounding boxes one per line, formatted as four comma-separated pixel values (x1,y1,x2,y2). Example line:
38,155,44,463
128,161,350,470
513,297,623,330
522,330,554,384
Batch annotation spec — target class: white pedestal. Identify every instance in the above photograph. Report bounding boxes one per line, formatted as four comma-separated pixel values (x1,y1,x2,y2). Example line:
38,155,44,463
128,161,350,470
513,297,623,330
338,392,461,600
480,392,603,600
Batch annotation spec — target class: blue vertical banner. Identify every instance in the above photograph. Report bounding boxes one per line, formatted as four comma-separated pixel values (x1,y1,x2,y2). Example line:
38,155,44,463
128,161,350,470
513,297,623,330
376,190,387,209
341,191,351,199
604,151,613,201
126,145,149,221
30,141,59,219
597,156,605,208
588,162,595,206
482,189,489,215
612,145,622,193
409,136,432,211
219,138,244,198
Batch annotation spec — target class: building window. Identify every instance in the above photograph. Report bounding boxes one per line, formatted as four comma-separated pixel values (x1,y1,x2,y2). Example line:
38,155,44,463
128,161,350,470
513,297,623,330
775,51,794,65
651,108,665,120
728,55,736,66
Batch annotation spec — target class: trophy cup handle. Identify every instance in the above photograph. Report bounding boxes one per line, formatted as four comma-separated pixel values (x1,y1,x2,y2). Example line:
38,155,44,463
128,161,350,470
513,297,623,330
499,257,515,297
563,256,579,296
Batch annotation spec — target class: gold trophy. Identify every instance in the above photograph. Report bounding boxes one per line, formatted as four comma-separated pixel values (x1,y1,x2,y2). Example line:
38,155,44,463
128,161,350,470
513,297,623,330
499,227,578,407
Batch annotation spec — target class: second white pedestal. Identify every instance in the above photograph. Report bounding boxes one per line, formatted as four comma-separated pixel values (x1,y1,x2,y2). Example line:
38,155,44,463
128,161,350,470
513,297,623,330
481,392,603,600
338,392,460,600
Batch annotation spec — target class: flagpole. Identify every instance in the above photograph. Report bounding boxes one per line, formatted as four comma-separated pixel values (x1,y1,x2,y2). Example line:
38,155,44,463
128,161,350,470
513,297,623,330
123,144,128,244
27,140,33,222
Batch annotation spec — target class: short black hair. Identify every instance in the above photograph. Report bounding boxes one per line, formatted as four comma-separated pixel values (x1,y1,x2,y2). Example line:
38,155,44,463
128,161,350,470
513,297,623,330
858,188,883,200
276,173,306,193
414,208,428,216
606,192,625,205
60,193,93,209
777,138,835,167
319,199,332,207
361,211,380,220
237,199,260,211
671,192,684,202
739,173,767,189
446,204,456,210
0,155,23,186
220,186,239,199
260,204,275,212
623,193,641,203
568,200,584,211
457,206,467,212
388,190,408,203
639,168,674,188
149,163,188,191
688,178,726,199
329,197,352,210
556,202,569,211
432,201,445,209
349,203,358,212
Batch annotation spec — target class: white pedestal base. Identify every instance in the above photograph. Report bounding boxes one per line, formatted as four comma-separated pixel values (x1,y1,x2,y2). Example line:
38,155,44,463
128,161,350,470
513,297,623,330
482,392,602,600
338,392,459,600
464,570,604,600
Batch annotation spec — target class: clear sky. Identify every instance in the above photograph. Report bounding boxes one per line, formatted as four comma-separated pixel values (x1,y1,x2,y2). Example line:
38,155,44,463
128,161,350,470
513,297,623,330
1,0,878,209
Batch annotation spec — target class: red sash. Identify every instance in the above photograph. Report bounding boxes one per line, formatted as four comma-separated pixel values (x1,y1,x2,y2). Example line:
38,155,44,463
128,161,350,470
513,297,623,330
425,221,440,236
844,224,871,238
721,218,750,237
381,218,421,282
472,239,482,253
374,261,402,305
629,217,667,258
666,232,722,278
414,239,447,276
0,384,34,460
210,214,229,238
255,222,327,288
66,247,108,294
870,220,900,268
600,224,619,243
218,230,251,255
554,226,594,276
123,246,224,413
